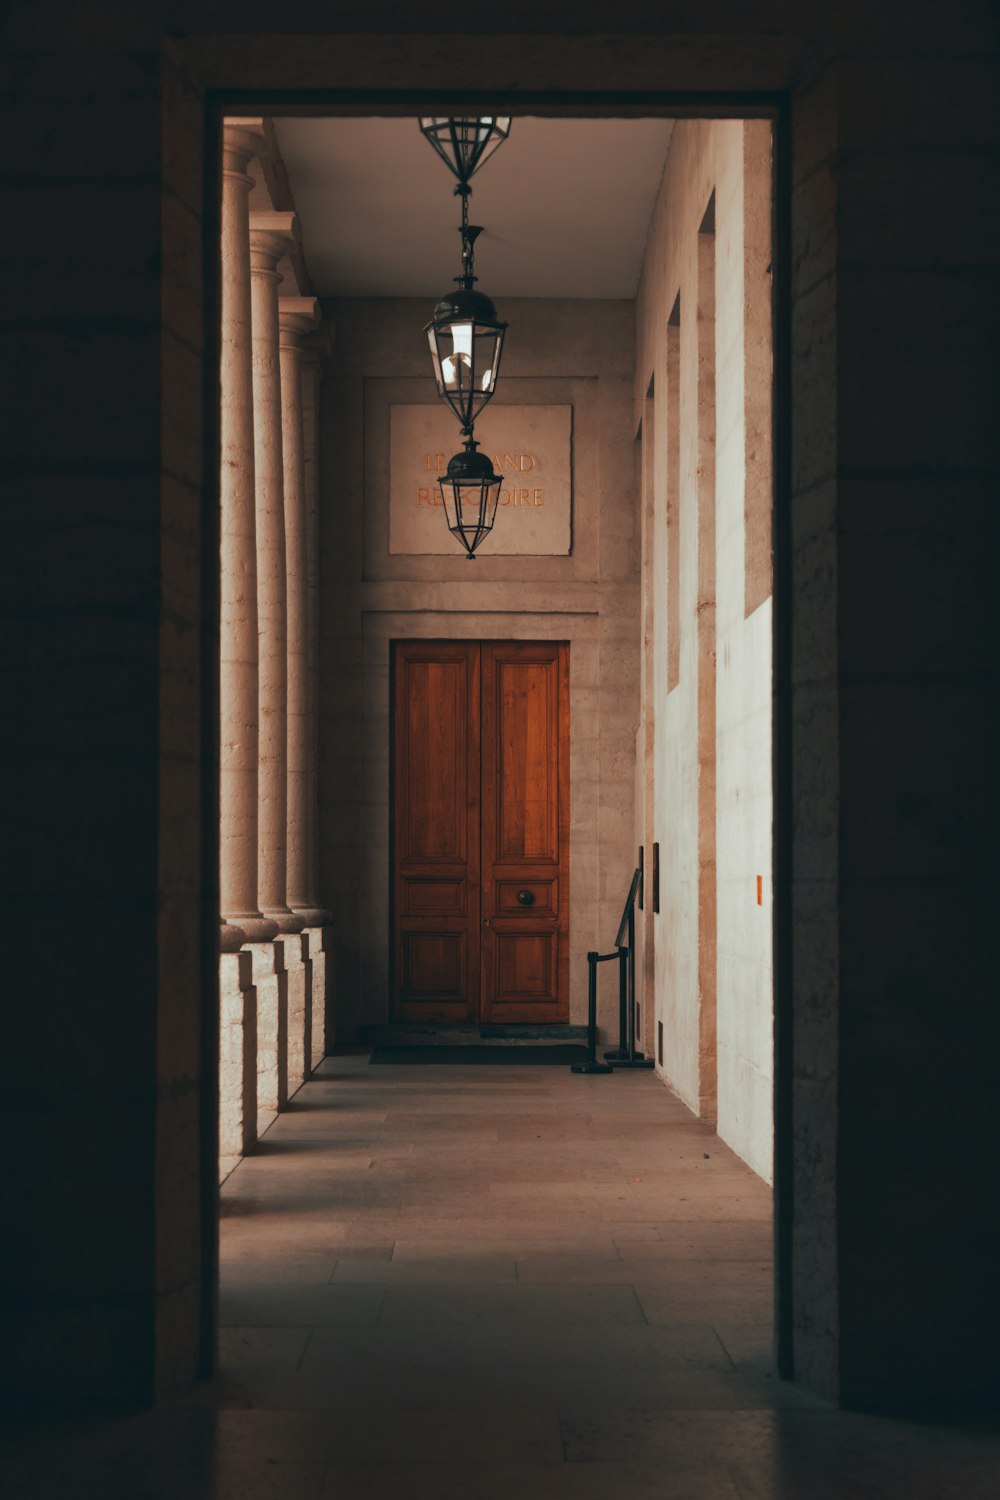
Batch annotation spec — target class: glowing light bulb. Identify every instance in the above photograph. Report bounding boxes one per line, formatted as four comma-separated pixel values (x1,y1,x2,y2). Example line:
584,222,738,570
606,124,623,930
451,322,473,360
442,350,471,387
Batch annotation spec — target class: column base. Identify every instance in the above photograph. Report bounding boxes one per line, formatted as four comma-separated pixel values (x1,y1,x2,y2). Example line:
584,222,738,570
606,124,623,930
262,906,306,935
220,920,248,953
290,904,332,927
227,912,280,943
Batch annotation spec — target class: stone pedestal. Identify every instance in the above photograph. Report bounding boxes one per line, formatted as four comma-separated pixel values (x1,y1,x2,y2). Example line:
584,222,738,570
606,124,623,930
283,932,311,1095
219,950,257,1179
305,925,335,1070
243,937,288,1135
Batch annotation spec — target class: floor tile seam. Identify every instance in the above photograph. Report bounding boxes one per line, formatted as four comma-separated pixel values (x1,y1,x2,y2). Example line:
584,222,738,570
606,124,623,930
295,1326,317,1371
222,1317,385,1328
711,1326,741,1373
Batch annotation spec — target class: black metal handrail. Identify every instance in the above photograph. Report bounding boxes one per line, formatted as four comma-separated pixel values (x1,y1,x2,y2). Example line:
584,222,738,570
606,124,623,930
571,866,654,1076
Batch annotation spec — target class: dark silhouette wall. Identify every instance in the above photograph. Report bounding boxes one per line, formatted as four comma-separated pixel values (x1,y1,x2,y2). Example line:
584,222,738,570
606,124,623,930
1,0,997,1416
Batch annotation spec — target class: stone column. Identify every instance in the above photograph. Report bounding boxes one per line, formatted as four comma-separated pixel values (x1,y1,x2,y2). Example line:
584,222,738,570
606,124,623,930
248,211,305,936
279,298,328,928
301,342,322,922
300,333,335,1067
278,296,321,1091
218,119,278,952
301,330,335,918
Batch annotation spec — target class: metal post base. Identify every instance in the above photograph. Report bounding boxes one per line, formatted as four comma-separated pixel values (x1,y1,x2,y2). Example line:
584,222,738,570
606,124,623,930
571,1061,614,1075
604,1053,655,1070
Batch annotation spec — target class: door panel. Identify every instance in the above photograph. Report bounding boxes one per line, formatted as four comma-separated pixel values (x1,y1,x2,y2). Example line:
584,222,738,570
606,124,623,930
392,640,568,1025
481,642,569,1024
393,642,480,1022
496,878,558,917
495,658,559,862
495,931,558,1001
403,879,467,917
402,932,466,1000
402,657,469,860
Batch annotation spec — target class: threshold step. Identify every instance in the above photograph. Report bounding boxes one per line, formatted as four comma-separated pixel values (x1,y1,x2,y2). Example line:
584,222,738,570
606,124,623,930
362,1022,588,1048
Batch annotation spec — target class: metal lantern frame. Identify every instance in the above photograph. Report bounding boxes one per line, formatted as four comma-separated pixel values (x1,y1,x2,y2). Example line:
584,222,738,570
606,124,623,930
424,278,507,434
418,116,512,184
437,439,502,559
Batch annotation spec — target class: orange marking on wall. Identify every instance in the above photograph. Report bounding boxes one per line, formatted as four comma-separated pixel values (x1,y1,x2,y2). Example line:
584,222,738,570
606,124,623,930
756,874,763,906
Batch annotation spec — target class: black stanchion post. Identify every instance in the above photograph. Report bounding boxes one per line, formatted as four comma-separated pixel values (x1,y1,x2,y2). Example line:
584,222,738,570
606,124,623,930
571,952,613,1075
603,943,629,1062
612,887,654,1071
619,946,628,1044
604,867,641,1062
627,903,636,1062
617,943,628,1056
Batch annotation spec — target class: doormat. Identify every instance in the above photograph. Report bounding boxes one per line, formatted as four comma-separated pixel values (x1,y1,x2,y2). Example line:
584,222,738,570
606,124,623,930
369,1044,588,1066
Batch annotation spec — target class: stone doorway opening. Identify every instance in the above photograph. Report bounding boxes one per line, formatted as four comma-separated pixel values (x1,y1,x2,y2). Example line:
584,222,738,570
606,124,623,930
211,96,780,1386
12,16,995,1426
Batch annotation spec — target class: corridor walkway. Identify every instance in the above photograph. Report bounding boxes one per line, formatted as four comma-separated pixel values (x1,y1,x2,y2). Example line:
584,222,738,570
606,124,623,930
211,1053,999,1497
4,1053,999,1497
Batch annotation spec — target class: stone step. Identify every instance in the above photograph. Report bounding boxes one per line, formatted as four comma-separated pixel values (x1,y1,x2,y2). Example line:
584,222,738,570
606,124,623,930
362,1022,588,1048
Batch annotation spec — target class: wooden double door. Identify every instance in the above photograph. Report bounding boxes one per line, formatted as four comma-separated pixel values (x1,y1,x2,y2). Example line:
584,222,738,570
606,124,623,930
392,640,569,1025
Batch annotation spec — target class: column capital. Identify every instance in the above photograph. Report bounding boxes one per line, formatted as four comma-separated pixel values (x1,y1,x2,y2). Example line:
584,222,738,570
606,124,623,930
220,919,248,953
223,116,269,168
278,296,321,345
249,210,300,269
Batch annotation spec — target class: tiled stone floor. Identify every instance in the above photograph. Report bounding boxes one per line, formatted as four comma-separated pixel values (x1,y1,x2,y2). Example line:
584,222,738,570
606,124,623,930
4,1051,999,1497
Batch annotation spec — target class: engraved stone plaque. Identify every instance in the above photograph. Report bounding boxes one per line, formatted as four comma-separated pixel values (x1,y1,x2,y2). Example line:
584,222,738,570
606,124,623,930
389,404,572,556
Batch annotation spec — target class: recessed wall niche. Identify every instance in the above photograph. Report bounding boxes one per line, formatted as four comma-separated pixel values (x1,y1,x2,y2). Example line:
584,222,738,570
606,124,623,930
363,375,597,581
389,403,572,556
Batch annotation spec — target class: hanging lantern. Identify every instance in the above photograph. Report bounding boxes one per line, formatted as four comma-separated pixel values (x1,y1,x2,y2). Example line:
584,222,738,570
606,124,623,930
437,439,502,559
425,271,507,432
418,116,511,556
419,116,512,184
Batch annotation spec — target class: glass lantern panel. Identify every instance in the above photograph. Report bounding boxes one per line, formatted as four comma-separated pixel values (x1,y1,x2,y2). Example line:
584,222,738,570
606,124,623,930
429,317,504,426
483,478,501,529
472,325,502,400
439,481,460,534
457,486,484,524
474,126,509,172
440,321,474,392
426,327,444,390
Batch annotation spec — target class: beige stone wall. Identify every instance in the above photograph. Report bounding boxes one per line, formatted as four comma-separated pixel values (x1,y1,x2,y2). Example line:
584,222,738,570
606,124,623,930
635,120,774,1179
318,298,640,1037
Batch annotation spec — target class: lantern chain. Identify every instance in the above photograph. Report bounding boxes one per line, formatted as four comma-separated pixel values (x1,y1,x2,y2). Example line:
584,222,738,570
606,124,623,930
456,182,478,285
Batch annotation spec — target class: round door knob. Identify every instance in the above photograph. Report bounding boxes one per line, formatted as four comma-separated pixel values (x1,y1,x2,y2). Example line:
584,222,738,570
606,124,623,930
517,889,535,906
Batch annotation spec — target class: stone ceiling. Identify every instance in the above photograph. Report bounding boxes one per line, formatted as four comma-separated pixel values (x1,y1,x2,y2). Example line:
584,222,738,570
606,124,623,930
269,116,675,300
